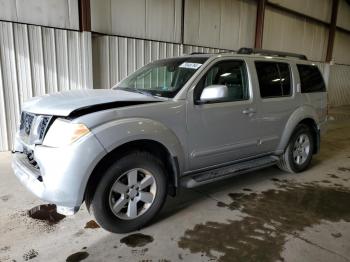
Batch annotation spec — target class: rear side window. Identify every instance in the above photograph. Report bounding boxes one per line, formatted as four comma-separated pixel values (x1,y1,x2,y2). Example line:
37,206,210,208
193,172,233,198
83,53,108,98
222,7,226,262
297,64,326,93
255,62,292,98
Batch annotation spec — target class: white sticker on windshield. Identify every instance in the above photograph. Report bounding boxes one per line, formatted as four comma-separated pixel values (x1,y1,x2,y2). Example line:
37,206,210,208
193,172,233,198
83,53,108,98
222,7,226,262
179,62,202,69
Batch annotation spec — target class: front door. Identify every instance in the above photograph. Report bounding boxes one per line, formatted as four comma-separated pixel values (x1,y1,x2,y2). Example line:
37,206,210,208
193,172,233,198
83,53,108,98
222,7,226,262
186,59,261,171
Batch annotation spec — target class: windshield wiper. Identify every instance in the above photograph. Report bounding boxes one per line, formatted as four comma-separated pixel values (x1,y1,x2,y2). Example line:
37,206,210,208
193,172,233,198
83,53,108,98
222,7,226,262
119,87,154,97
119,87,167,99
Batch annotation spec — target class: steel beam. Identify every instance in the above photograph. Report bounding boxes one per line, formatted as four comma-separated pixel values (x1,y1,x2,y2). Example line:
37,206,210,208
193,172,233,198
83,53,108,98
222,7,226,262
254,0,266,49
326,0,340,62
78,0,91,32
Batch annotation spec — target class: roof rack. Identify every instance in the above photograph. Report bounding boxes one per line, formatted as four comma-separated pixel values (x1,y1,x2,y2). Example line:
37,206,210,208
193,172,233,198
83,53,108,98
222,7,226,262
237,47,307,60
190,52,207,55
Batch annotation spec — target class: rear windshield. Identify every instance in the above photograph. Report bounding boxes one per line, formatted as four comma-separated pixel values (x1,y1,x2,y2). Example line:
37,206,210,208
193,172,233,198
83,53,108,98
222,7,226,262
297,64,326,93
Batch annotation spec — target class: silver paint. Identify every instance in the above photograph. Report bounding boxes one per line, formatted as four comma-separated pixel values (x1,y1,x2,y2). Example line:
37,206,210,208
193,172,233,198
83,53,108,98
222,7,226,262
11,53,327,213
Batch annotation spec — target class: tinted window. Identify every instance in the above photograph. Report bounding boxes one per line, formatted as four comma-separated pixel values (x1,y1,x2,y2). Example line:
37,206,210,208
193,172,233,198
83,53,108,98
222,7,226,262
297,64,326,93
255,62,292,98
195,60,249,103
278,63,291,96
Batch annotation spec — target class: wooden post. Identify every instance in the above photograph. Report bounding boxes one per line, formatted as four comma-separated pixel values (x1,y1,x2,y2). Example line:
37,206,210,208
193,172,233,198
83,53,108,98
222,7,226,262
326,0,339,62
78,0,91,32
254,0,266,49
181,0,185,44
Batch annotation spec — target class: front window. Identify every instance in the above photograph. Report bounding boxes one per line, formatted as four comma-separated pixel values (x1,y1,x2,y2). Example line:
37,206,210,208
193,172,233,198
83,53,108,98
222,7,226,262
194,60,249,103
114,57,208,98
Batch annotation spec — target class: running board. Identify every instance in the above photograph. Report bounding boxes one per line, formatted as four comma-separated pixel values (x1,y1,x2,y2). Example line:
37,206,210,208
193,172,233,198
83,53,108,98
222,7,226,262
181,156,278,188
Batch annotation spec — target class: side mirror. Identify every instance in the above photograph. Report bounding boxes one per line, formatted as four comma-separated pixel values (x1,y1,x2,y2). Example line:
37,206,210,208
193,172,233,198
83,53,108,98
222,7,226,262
198,85,228,104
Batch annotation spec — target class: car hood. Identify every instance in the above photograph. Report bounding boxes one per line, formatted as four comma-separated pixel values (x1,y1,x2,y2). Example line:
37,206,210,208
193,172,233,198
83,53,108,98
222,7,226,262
22,89,164,117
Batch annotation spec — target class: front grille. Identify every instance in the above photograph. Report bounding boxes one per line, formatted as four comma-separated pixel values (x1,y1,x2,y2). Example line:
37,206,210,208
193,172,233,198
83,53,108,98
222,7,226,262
19,112,52,144
20,112,35,136
37,116,51,140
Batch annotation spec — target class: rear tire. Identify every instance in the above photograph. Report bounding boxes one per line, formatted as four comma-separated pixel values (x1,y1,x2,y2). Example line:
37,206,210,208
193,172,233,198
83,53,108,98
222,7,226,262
277,124,314,173
90,151,168,233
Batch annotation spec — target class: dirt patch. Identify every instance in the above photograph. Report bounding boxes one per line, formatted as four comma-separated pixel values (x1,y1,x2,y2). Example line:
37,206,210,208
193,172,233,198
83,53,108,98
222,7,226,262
228,192,245,200
120,233,154,248
331,232,342,238
0,194,11,201
338,167,350,172
0,246,10,252
66,251,89,262
328,174,339,179
216,201,228,208
84,220,100,229
28,204,65,225
23,249,38,261
178,183,350,262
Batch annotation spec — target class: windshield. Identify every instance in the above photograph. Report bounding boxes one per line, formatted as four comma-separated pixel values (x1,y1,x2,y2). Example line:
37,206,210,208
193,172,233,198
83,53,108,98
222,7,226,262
114,57,208,98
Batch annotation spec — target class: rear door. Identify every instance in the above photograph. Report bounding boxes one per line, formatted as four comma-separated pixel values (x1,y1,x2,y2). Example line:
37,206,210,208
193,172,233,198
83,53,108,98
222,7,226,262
252,60,300,153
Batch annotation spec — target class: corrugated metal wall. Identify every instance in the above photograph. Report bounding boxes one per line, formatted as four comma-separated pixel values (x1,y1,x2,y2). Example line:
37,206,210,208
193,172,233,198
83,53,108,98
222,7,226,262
263,6,329,61
184,0,257,50
337,0,350,31
91,0,182,43
0,0,79,30
268,0,332,23
328,64,350,107
92,35,227,89
0,21,93,151
333,31,350,65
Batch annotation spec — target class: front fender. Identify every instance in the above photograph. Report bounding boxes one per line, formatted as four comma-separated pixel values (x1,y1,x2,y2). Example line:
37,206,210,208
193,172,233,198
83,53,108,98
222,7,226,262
276,106,319,154
91,117,185,173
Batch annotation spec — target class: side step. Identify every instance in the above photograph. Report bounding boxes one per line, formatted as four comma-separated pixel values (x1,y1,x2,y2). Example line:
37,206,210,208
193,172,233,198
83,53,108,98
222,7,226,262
181,156,278,188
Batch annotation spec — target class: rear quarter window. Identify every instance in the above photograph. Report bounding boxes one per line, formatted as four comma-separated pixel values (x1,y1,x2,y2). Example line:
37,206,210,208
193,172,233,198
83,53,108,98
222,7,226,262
297,64,326,93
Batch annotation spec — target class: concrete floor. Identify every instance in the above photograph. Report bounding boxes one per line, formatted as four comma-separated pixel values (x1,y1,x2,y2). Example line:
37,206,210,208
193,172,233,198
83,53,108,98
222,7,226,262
1,107,350,262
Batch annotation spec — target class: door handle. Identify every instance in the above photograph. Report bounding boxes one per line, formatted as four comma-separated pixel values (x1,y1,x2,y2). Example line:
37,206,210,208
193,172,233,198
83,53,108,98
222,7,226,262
242,108,256,115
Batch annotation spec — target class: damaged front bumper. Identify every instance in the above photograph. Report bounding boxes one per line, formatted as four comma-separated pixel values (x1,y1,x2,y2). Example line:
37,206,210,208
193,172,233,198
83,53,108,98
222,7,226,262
12,132,106,215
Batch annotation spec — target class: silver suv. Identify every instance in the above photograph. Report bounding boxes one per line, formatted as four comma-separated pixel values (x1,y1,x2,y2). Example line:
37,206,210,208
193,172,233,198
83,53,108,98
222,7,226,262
12,48,327,233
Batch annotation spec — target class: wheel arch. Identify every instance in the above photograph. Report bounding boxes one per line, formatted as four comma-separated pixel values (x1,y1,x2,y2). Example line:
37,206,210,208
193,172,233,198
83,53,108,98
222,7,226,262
84,139,180,211
277,107,320,155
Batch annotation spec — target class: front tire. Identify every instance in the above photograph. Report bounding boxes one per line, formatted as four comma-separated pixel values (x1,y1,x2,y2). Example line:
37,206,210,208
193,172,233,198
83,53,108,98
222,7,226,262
90,151,168,233
277,124,314,173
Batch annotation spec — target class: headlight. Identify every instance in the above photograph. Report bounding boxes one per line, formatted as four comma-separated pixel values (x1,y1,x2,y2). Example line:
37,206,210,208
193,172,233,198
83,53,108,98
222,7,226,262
42,119,90,147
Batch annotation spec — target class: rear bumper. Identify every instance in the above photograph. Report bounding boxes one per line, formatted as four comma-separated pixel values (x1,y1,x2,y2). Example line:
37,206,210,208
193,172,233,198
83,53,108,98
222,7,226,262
12,132,106,214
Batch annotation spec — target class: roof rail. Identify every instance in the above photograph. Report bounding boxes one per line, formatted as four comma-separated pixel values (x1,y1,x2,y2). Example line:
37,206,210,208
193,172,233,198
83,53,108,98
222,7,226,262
237,47,307,60
190,52,207,55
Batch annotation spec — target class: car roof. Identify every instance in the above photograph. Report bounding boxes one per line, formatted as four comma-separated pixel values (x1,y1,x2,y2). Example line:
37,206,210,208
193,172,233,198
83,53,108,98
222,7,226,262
181,52,316,65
